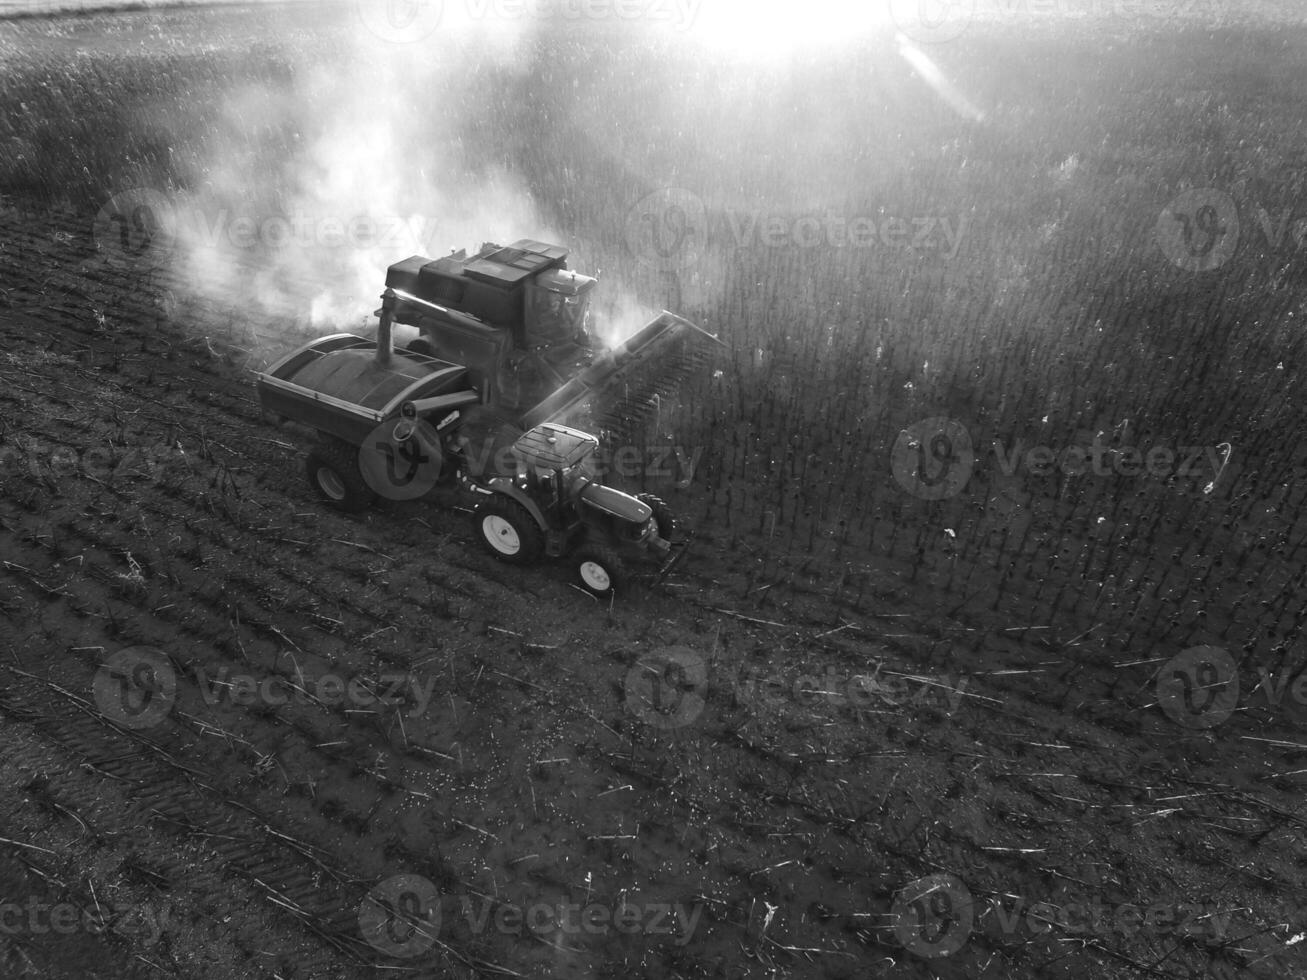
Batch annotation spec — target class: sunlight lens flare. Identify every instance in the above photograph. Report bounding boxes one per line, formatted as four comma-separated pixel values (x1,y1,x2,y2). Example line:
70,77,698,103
895,33,985,121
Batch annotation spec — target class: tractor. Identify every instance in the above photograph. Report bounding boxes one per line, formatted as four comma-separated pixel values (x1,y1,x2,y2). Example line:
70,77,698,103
464,422,679,595
256,244,714,595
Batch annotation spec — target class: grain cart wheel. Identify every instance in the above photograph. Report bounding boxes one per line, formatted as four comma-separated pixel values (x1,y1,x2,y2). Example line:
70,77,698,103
636,493,678,541
305,440,376,513
474,496,544,564
574,543,626,597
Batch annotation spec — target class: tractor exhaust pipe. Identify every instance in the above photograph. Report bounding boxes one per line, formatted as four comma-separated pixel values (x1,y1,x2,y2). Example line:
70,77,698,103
376,288,396,366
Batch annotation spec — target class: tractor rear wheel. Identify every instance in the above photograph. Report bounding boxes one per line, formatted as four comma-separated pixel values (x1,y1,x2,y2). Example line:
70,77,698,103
636,493,678,542
574,543,626,597
305,439,376,513
407,338,436,357
474,496,544,564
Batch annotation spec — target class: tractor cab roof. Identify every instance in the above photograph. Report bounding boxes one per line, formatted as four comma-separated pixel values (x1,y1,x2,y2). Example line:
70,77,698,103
512,424,599,470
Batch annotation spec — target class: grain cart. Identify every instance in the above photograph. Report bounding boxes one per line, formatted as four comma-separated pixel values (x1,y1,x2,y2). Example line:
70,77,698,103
256,290,687,595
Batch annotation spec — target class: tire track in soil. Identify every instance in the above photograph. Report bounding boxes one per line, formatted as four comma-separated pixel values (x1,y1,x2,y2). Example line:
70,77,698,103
0,706,361,979
0,515,512,969
0,661,509,978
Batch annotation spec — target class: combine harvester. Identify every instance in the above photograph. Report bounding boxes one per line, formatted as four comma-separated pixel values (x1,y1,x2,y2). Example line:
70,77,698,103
257,239,719,596
381,238,718,438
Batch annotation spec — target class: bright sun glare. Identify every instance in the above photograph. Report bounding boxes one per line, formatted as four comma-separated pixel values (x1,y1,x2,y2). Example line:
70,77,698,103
676,0,893,55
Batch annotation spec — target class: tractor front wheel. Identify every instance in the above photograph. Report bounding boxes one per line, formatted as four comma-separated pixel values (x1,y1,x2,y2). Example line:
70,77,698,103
474,497,544,564
305,440,376,513
636,493,678,542
574,543,627,597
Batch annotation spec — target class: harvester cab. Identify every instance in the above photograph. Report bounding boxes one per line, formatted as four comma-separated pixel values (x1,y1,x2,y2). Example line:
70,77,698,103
524,268,596,351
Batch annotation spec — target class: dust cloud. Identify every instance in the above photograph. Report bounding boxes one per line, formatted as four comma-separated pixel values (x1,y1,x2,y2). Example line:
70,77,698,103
170,2,559,334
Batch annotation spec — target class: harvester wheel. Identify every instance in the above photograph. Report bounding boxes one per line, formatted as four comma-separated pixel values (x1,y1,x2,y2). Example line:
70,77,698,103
474,497,544,564
574,543,626,597
636,493,678,542
305,440,376,513
407,338,436,357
